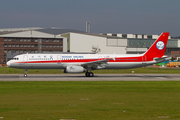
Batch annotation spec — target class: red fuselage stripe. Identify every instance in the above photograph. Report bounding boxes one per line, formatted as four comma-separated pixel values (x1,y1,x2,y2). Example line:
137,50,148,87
16,56,152,64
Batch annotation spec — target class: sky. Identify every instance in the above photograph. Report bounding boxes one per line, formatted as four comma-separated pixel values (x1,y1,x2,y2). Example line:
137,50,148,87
0,0,180,36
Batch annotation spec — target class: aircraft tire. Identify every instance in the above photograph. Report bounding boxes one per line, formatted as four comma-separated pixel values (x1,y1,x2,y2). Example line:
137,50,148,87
89,72,94,77
85,72,90,77
24,74,27,77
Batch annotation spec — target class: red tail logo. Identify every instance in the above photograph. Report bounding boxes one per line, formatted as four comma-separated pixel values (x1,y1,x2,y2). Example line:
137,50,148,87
144,32,169,60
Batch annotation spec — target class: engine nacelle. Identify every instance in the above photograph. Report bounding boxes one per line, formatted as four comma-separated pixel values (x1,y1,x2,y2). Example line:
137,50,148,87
63,65,86,73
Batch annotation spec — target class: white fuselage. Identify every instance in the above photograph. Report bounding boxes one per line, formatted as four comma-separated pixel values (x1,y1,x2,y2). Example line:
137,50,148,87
7,53,156,70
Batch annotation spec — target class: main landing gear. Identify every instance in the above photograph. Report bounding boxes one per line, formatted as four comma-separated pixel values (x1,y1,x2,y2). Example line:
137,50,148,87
24,69,27,77
85,72,94,77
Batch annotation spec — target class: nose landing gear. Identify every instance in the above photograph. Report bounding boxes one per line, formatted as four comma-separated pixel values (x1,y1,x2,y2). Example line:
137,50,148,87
24,69,27,77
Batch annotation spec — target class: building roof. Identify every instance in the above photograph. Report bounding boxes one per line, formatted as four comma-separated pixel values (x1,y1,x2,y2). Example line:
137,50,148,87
36,28,121,39
0,27,43,35
0,27,123,39
0,31,23,35
70,32,123,39
35,28,85,35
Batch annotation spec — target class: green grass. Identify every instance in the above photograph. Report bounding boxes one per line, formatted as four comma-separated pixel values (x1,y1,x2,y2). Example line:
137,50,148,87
1,67,180,74
0,81,180,120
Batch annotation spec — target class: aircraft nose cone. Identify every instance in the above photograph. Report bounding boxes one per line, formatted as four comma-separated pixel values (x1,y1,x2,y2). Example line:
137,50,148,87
6,61,10,67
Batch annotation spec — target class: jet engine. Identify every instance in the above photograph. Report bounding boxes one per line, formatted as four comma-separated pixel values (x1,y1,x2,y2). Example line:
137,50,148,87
63,65,86,73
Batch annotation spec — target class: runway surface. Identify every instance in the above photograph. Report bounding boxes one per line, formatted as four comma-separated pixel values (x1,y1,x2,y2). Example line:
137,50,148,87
0,74,180,81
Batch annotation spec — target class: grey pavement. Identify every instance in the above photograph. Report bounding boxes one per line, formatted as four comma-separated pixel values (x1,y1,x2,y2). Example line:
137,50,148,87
0,74,180,81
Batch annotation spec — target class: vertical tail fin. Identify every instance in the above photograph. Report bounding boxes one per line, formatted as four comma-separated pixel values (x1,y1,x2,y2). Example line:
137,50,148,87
144,32,169,59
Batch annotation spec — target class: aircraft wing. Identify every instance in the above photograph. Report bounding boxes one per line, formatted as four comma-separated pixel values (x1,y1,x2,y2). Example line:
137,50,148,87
81,58,114,69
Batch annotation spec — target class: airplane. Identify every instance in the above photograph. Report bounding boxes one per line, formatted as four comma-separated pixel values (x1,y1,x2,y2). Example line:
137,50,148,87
6,32,171,77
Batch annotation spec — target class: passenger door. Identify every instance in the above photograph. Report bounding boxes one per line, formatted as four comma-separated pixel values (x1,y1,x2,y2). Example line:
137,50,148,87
23,55,28,64
57,55,61,64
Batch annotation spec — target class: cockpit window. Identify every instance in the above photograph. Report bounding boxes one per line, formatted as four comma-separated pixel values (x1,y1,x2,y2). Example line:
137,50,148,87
11,58,19,60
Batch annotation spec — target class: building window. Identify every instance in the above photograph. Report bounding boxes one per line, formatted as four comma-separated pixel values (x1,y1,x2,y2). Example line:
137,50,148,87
147,35,152,39
24,44,27,47
53,40,56,42
16,50,19,53
135,34,138,38
12,50,15,53
20,39,23,42
27,39,31,42
8,39,11,42
112,34,117,37
12,39,15,42
4,38,7,41
49,45,52,48
60,44,63,48
49,40,52,42
42,45,45,47
46,39,49,42
20,50,23,53
24,39,27,42
31,50,34,53
4,44,7,47
35,50,38,53
16,44,19,47
122,34,127,38
8,44,11,47
57,40,60,42
130,42,133,46
35,45,38,48
31,39,34,42
35,39,38,42
20,44,23,47
57,45,59,48
4,50,7,53
8,50,11,53
12,44,15,47
31,45,34,47
60,39,63,42
27,45,30,47
23,50,26,53
42,39,45,42
53,45,55,48
46,45,48,48
142,35,144,39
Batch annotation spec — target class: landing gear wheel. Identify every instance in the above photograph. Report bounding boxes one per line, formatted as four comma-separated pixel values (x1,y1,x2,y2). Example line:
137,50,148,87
24,74,27,77
85,72,90,77
85,72,94,77
89,72,94,77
